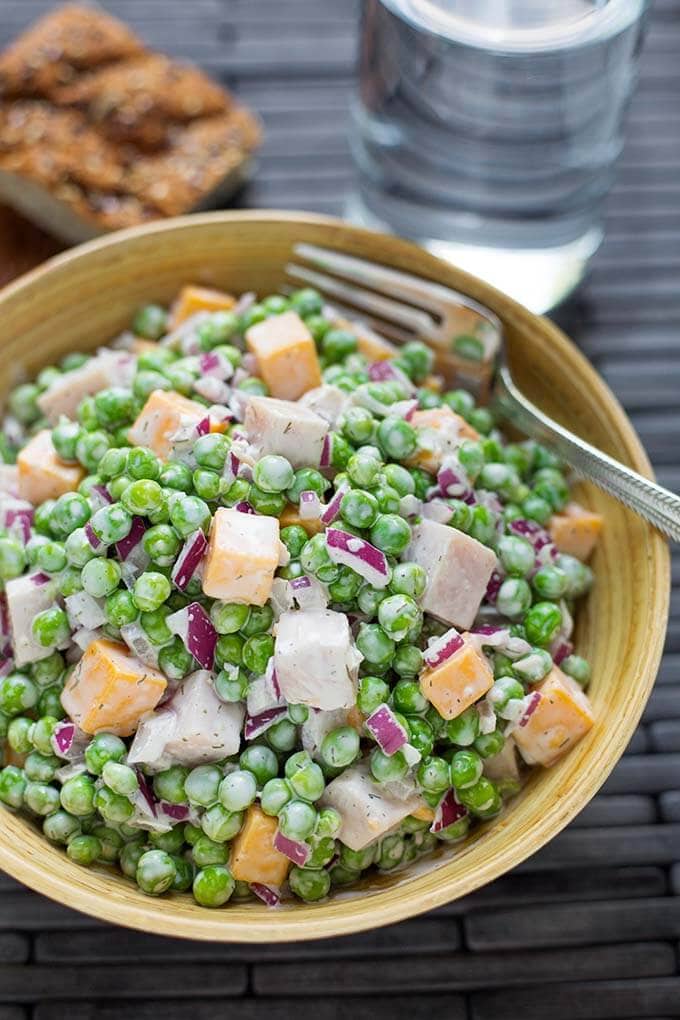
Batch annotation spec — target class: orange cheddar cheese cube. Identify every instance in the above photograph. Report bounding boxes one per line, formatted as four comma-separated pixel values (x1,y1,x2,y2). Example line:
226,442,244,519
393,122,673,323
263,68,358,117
169,284,236,329
280,502,324,537
549,502,603,561
419,633,493,720
246,311,322,400
129,337,162,356
202,507,280,606
332,316,398,362
17,429,85,505
61,639,167,736
128,389,206,459
513,666,595,767
407,406,480,474
229,804,290,887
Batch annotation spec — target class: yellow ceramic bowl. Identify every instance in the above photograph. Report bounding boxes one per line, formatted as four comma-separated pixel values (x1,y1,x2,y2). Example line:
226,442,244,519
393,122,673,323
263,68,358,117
0,212,669,941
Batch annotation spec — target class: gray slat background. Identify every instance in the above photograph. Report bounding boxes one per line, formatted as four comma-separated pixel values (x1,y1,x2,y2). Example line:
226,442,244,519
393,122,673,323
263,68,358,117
0,1,679,1017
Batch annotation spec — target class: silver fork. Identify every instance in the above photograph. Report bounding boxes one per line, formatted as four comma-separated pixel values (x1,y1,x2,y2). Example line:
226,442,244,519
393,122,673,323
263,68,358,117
287,243,680,543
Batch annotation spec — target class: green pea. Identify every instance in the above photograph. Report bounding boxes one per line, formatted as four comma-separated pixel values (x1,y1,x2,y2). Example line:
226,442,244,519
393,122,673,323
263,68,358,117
357,674,389,715
201,804,244,842
561,654,591,687
394,340,433,382
393,643,423,677
340,489,379,529
346,451,381,488
289,865,330,902
260,777,292,816
522,493,552,526
153,765,189,805
127,447,161,482
0,538,26,580
31,653,64,689
0,765,26,808
184,764,222,807
513,648,553,683
370,747,408,783
37,684,65,720
90,503,132,545
158,637,193,679
242,634,274,675
326,565,363,605
376,416,417,460
136,849,176,896
105,589,138,628
24,750,58,782
214,666,248,702
133,571,171,612
320,727,360,770
240,604,274,637
9,383,40,424
369,513,411,556
357,584,388,617
444,707,480,747
497,535,535,577
392,678,427,715
290,287,323,317
133,304,167,339
341,406,374,445
524,601,562,646
356,623,395,667
214,633,244,668
468,504,497,546
24,781,60,816
280,525,308,559
67,834,102,867
94,387,134,429
488,676,525,716
532,564,568,599
405,716,434,757
239,745,279,787
8,716,33,754
84,733,126,775
475,729,505,758
458,777,500,817
81,557,121,597
266,718,298,753
140,606,173,645
556,554,593,598
377,594,421,642
278,798,317,840
218,770,257,812
94,785,134,823
159,461,193,493
102,761,139,798
496,577,532,619
532,468,570,511
32,607,70,650
192,865,235,907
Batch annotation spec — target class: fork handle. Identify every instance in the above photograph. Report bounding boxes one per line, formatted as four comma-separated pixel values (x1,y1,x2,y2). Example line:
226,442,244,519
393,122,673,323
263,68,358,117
494,365,680,543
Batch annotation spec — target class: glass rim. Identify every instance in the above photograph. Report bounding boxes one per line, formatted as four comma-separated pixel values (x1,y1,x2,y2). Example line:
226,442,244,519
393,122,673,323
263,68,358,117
378,0,648,52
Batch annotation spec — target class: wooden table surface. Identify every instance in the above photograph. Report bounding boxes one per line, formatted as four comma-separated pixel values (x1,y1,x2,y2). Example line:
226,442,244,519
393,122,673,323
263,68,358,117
0,1,678,1018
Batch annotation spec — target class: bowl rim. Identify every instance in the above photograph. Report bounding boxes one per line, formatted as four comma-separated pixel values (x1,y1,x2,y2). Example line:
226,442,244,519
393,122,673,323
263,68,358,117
0,210,670,942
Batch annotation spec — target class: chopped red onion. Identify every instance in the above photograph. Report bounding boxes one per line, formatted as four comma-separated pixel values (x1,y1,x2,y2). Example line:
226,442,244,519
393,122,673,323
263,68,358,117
367,361,414,394
135,769,157,815
84,521,102,549
320,480,349,525
402,742,422,767
167,602,217,670
52,720,75,757
251,883,280,907
485,570,504,605
319,433,331,469
3,504,33,544
0,645,13,678
326,528,390,588
392,398,419,421
551,639,573,665
235,500,256,515
273,830,311,867
365,704,408,756
0,593,9,638
121,622,160,669
423,628,464,670
198,351,233,381
299,490,322,521
430,788,468,833
247,667,285,715
89,484,112,510
159,801,191,822
172,529,208,591
287,574,328,610
244,705,287,740
437,462,469,499
196,416,211,437
115,516,146,560
30,572,52,586
518,691,542,727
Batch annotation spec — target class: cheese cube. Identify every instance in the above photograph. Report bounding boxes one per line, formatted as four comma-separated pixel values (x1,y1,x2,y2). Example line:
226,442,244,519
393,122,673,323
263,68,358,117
128,389,206,459
407,406,480,474
61,638,167,736
17,429,85,506
406,518,497,629
202,507,280,606
321,762,423,851
169,284,236,329
246,311,322,400
37,350,129,424
244,395,328,468
279,502,324,537
230,804,291,887
419,633,493,720
6,572,59,666
513,667,595,767
550,502,603,561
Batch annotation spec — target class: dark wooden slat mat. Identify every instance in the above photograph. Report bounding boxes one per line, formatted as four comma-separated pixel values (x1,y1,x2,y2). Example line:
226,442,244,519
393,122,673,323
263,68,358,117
0,1,678,1017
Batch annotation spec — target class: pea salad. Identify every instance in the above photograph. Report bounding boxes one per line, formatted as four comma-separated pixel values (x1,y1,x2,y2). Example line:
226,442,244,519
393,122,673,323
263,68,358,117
0,283,601,908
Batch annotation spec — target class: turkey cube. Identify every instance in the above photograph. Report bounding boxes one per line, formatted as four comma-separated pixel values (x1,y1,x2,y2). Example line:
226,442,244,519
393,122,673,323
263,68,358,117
37,350,129,424
244,395,328,469
17,429,85,505
322,761,423,851
275,608,358,711
61,638,167,736
6,572,59,666
406,518,497,629
513,667,595,767
419,633,493,720
128,670,244,769
299,384,350,427
407,406,480,474
246,311,321,400
202,507,280,606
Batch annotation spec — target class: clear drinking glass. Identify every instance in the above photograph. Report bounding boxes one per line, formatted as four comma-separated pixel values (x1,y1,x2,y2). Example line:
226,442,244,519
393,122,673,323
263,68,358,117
347,0,649,312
